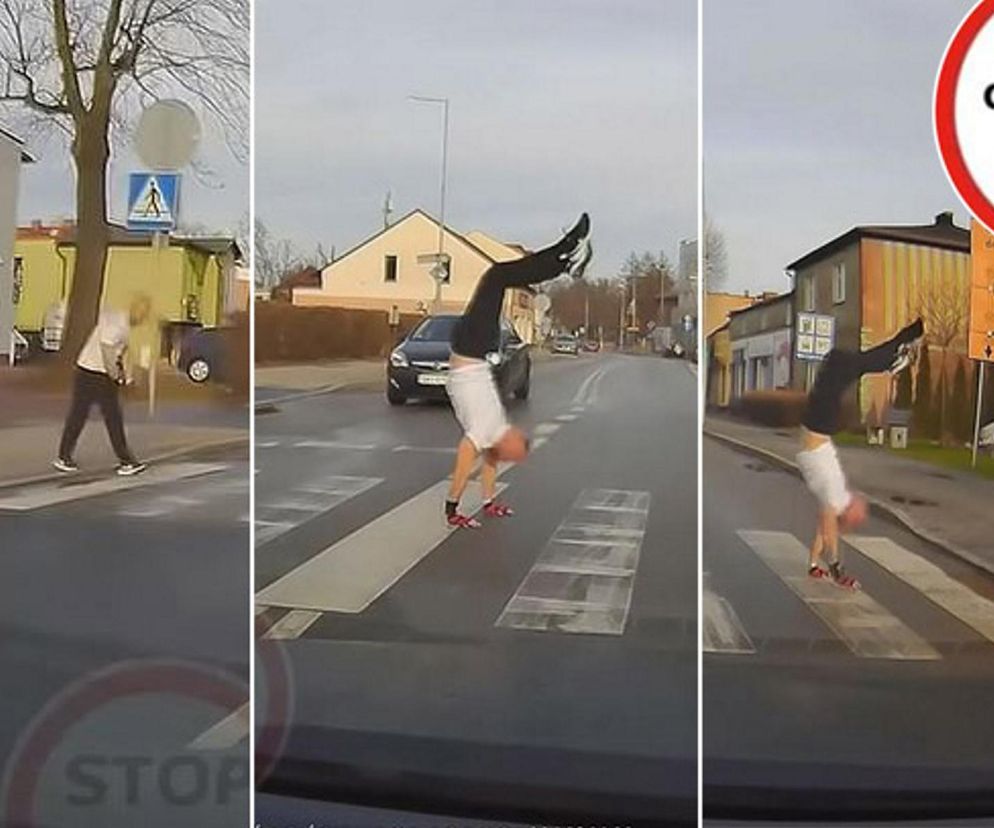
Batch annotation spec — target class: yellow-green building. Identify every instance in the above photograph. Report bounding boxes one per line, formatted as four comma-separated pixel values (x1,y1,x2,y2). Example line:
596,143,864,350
14,221,241,357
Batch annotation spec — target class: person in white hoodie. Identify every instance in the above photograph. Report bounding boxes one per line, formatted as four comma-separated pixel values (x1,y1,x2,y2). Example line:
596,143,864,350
53,294,151,476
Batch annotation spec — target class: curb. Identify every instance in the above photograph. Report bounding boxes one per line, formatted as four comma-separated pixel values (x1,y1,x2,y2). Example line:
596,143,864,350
254,382,351,408
254,377,387,409
703,427,994,580
0,434,249,493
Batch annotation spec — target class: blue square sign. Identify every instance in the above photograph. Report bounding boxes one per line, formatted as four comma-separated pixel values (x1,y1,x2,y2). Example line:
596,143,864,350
127,172,180,232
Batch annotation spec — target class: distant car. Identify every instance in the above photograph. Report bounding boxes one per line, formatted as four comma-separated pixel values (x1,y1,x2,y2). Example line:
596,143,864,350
551,334,580,356
583,339,601,353
178,327,227,383
387,314,531,405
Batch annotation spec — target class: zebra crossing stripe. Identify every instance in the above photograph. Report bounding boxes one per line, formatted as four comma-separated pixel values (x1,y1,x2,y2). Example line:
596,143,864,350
496,489,649,636
257,480,507,613
255,474,382,547
0,463,228,511
187,702,249,751
262,609,322,640
737,530,940,661
702,574,755,654
847,535,994,644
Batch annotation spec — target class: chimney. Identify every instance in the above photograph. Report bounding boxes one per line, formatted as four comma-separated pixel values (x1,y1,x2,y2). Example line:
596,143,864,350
935,211,955,227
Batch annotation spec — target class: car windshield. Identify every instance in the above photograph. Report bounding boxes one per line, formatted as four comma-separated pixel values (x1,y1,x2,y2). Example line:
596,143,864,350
409,316,458,342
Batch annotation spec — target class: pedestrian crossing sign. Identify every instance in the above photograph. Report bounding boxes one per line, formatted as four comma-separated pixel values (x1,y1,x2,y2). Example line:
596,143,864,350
126,172,180,232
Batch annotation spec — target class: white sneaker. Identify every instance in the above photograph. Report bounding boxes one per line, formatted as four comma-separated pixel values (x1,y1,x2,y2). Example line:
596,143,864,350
53,458,79,473
116,461,148,477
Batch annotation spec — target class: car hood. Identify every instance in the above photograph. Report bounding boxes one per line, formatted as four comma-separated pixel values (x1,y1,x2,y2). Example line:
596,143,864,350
397,340,453,362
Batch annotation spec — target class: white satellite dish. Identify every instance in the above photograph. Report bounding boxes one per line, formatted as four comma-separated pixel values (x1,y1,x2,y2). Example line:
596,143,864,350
134,100,201,170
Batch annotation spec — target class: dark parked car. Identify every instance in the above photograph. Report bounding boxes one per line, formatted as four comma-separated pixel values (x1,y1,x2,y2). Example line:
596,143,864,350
387,314,531,405
178,326,228,383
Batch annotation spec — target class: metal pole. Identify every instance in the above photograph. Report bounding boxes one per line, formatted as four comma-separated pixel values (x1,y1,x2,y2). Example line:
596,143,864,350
972,361,986,468
435,99,449,313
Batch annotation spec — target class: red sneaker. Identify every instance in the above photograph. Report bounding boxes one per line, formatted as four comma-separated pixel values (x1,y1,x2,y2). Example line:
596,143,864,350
828,561,861,590
447,513,481,529
483,501,514,518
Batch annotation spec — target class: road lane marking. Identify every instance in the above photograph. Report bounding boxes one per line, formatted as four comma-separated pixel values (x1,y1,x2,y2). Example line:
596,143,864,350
556,414,578,422
292,440,376,451
0,463,228,511
255,474,382,547
847,535,994,644
496,488,649,636
737,530,940,660
187,702,249,751
392,445,457,454
571,366,605,407
258,480,507,612
533,423,561,437
571,406,586,414
262,609,323,640
703,574,755,654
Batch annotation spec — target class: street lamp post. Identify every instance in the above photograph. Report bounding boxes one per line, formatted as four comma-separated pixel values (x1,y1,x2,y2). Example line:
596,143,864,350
409,95,449,314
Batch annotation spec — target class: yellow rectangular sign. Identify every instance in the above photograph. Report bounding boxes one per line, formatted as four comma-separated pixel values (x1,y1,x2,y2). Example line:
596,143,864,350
970,220,994,362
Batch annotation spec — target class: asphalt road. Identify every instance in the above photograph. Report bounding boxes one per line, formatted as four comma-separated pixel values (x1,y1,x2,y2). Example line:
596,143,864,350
0,443,251,828
703,437,994,820
255,353,699,824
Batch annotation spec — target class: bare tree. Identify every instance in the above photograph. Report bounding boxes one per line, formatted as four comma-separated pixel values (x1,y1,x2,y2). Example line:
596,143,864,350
619,250,675,333
0,0,249,363
916,273,970,442
703,213,728,290
254,218,302,290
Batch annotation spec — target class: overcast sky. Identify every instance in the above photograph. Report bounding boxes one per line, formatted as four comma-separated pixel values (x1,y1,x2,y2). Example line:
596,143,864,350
11,116,247,238
255,0,697,278
704,0,974,295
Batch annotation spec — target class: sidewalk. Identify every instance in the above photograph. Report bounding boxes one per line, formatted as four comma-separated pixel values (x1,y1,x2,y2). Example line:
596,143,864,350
255,358,385,396
0,367,247,488
704,413,994,576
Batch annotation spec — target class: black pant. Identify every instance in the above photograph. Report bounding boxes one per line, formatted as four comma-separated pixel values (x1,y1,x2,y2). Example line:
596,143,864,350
452,237,572,359
58,368,135,464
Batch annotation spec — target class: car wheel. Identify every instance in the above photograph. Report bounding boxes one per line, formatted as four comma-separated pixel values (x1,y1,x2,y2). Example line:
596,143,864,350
515,368,531,400
387,386,407,406
187,358,211,383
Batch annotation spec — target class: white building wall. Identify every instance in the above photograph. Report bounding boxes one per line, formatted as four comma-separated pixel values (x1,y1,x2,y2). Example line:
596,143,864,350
0,133,24,358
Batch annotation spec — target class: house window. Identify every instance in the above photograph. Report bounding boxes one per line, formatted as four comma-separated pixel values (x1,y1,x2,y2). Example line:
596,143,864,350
832,262,846,304
384,255,398,282
11,257,23,305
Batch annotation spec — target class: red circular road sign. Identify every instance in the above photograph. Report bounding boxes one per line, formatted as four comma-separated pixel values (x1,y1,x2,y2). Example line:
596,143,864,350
935,0,994,233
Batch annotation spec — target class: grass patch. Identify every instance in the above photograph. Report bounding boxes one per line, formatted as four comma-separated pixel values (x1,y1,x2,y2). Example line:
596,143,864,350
833,431,994,480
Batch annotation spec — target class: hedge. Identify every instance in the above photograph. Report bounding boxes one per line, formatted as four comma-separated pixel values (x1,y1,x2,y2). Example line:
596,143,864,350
255,303,424,363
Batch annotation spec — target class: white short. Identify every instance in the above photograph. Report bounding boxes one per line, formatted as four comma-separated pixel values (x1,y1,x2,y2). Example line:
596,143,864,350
446,360,509,451
796,440,852,515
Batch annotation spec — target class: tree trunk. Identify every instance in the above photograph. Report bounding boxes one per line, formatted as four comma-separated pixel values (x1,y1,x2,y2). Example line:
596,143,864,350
61,117,110,368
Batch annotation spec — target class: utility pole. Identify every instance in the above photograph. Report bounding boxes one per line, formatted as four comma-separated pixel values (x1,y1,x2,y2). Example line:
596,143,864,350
382,190,393,229
409,95,450,313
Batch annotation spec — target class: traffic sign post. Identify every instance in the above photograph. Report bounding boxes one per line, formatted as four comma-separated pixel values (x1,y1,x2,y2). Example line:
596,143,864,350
126,172,180,232
935,0,994,234
129,101,201,417
969,220,994,466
